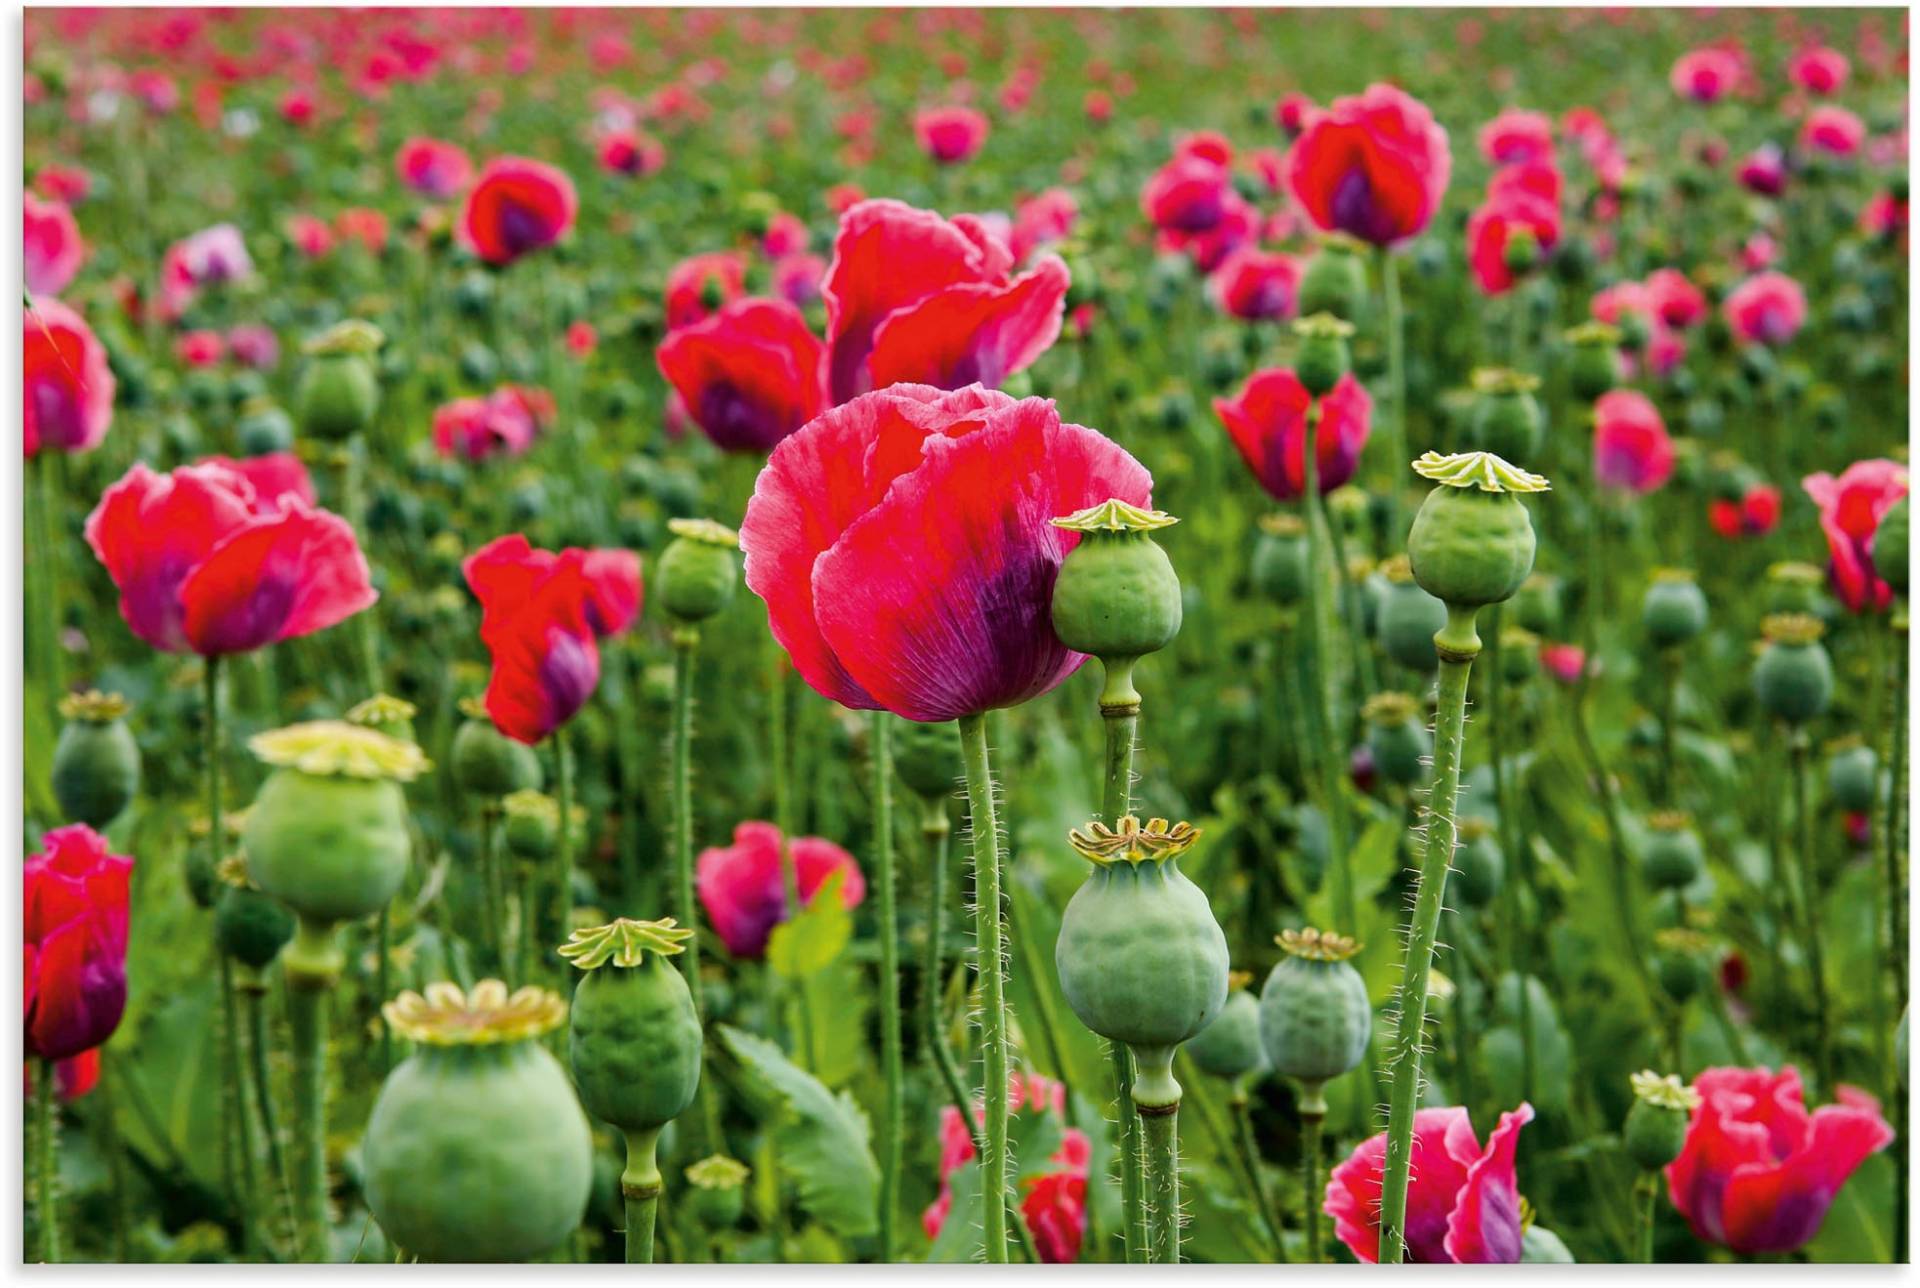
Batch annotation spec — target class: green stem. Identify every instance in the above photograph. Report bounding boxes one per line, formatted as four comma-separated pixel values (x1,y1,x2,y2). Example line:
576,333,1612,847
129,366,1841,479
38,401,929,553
956,711,1010,1263
1100,696,1148,1264
1300,1083,1327,1263
1635,1171,1659,1263
552,727,574,982
337,436,379,693
1486,608,1536,1103
30,452,63,714
1658,648,1681,805
202,656,245,1236
622,1127,663,1264
1378,247,1407,542
1378,603,1480,1264
1301,408,1358,948
480,805,504,970
98,1065,131,1260
670,632,723,1158
1140,1104,1182,1263
1790,732,1834,1094
220,953,261,1256
1884,620,1909,1265
870,713,901,1260
921,806,985,1157
245,983,297,1256
34,1056,59,1262
1231,1090,1288,1262
375,906,392,1074
287,970,331,1261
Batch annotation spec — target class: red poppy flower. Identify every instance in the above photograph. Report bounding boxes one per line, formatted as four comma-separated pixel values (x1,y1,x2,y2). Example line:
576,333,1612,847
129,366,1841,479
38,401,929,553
761,211,809,259
1477,109,1553,166
566,320,597,357
773,252,827,309
1800,105,1866,158
1789,46,1851,95
1860,190,1908,244
1286,83,1451,247
22,1048,102,1102
1011,187,1077,262
457,156,577,267
335,207,389,253
1275,91,1316,136
695,820,865,959
740,384,1149,721
225,324,279,370
1667,1066,1892,1255
1158,193,1258,273
1140,144,1235,234
597,129,666,179
656,298,828,455
822,199,1068,403
1466,189,1560,296
24,824,133,1063
1723,272,1807,347
395,136,473,199
664,251,746,330
279,87,317,127
1738,143,1789,196
25,193,84,298
286,213,334,259
176,329,225,367
199,452,316,509
85,461,374,656
1209,246,1302,321
1592,389,1674,494
914,105,990,165
432,385,554,462
1709,483,1783,540
1215,369,1373,502
1325,1103,1534,1263
463,534,641,744
33,165,91,206
924,1076,1088,1260
1643,268,1707,329
25,299,115,459
1671,48,1741,102
1803,459,1909,612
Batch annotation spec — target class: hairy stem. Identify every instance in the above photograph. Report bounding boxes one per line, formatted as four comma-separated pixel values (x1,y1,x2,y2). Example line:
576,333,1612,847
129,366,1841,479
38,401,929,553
870,713,901,1260
957,711,1010,1263
287,973,330,1261
1140,1104,1182,1263
1101,698,1148,1264
35,1056,59,1262
672,632,723,1157
1301,1085,1327,1264
622,1126,662,1264
1790,733,1834,1095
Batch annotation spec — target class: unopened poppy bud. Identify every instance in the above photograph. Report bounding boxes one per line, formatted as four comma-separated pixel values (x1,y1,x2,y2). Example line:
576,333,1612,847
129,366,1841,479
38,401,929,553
1642,569,1709,649
1874,496,1909,596
1407,452,1550,630
52,690,140,829
1454,817,1504,908
1512,571,1563,636
1623,1070,1700,1171
213,854,295,971
1257,927,1371,1102
1049,500,1183,712
1298,235,1369,322
1653,928,1713,1002
503,788,561,861
1187,973,1266,1084
658,517,740,625
685,1155,751,1228
1467,368,1545,465
235,399,296,455
1503,225,1542,275
1251,513,1310,607
1753,614,1833,725
1362,692,1430,788
1764,562,1829,617
892,717,961,801
1565,322,1623,401
1377,554,1448,671
294,319,383,441
1293,313,1355,398
1825,737,1879,813
452,696,543,798
1642,811,1705,889
1500,626,1541,683
562,918,703,1138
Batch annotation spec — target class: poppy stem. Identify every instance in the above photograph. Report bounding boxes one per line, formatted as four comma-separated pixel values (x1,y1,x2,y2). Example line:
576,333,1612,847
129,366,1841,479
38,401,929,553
479,803,504,969
1300,407,1359,951
671,630,723,1160
1230,1087,1289,1263
1100,695,1148,1263
621,1126,662,1264
1485,607,1537,1104
244,979,298,1255
336,434,380,694
869,712,901,1261
29,451,63,719
1299,1083,1326,1263
1139,1100,1181,1263
919,801,984,1157
1882,618,1909,1264
1378,603,1480,1264
956,710,1011,1264
1377,246,1407,541
285,957,332,1261
1789,731,1834,1095
203,654,248,1238
219,951,262,1256
552,726,574,985
34,1055,59,1262
1633,1170,1659,1262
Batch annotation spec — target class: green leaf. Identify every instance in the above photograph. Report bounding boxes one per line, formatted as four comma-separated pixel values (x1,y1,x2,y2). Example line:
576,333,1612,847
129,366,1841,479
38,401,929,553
925,1157,984,1262
718,1023,879,1239
767,868,851,979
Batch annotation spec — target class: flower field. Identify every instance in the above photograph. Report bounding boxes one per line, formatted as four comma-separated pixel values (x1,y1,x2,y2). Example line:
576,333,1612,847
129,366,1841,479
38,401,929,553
18,4,1914,1267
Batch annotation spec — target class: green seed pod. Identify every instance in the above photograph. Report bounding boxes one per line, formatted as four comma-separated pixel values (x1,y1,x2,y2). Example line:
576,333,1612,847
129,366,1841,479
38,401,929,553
892,718,961,801
1512,572,1563,637
51,690,140,828
1764,562,1829,618
1752,614,1834,726
1826,738,1879,813
1642,569,1709,650
1257,928,1371,1088
1454,818,1504,909
503,789,560,862
1623,1070,1699,1172
242,722,425,928
1641,812,1705,890
563,919,703,1132
1564,322,1622,401
1466,368,1544,466
1297,236,1369,322
1049,501,1183,711
1251,513,1311,608
1875,495,1909,596
346,693,418,744
1406,452,1549,610
1293,313,1355,399
235,399,296,456
684,1155,750,1229
294,319,383,441
1499,626,1541,684
1362,692,1429,788
1185,975,1266,1082
1055,817,1229,1107
452,698,543,798
1652,928,1712,1002
1377,556,1448,671
364,982,591,1263
657,518,739,625
212,856,296,971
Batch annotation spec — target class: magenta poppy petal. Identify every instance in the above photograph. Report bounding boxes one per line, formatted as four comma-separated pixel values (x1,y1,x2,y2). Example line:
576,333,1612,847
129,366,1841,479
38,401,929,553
178,503,376,655
84,462,258,652
823,199,990,402
864,255,1070,392
1443,1102,1533,1263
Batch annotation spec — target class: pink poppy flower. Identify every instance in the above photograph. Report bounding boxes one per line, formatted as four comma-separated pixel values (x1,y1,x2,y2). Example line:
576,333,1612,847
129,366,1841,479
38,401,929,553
1709,483,1782,540
225,324,279,370
1671,47,1741,103
1800,105,1866,157
761,211,809,259
25,825,133,1063
1141,143,1234,235
1643,268,1707,329
1286,83,1452,247
1723,272,1807,347
1789,46,1850,95
1738,143,1790,196
695,821,865,959
1325,1103,1535,1262
1803,459,1910,612
25,299,115,458
1209,246,1302,321
279,87,317,127
566,320,597,357
1158,193,1258,273
1593,389,1674,494
334,207,389,253
25,193,84,298
1860,190,1908,243
597,129,666,179
923,1075,1089,1262
175,330,225,367
33,165,91,206
1477,109,1553,166
1466,188,1560,296
1591,280,1652,328
1215,369,1373,502
1011,187,1077,262
199,453,316,510
458,156,577,266
664,251,747,331
1540,643,1587,684
914,105,990,165
1275,91,1316,137
773,252,827,309
655,298,829,455
286,213,335,259
395,137,473,200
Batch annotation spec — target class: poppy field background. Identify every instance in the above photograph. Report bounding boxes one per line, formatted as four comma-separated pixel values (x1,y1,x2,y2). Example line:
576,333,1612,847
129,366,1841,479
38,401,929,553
18,4,1915,1268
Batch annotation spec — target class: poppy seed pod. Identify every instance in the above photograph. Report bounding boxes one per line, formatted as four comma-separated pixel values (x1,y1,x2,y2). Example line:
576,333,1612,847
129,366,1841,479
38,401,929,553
1826,738,1879,813
451,697,543,799
1623,1070,1699,1172
685,1155,751,1229
1466,368,1544,466
1251,513,1311,607
1641,811,1705,890
564,918,703,1144
1293,313,1356,399
1564,322,1623,402
1298,235,1370,322
1652,928,1713,1002
1453,818,1504,908
346,693,418,744
1642,569,1709,650
1377,555,1448,671
1055,817,1229,1108
1753,614,1834,725
1512,572,1563,637
235,399,296,455
1363,692,1430,788
1257,927,1371,1096
51,690,140,829
212,856,295,972
892,717,962,801
363,982,592,1263
1764,562,1830,618
502,789,561,862
294,319,383,441
1874,495,1909,596
1186,975,1266,1083
1407,452,1550,616
1499,626,1541,684
657,518,740,625
1049,500,1183,711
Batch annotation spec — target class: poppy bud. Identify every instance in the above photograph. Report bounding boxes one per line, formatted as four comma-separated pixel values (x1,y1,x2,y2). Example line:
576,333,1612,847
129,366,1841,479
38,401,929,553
1377,554,1448,671
1186,974,1266,1084
1407,452,1550,617
1298,235,1369,322
1642,569,1709,649
294,319,383,441
563,918,703,1137
503,789,561,862
213,855,295,971
1503,225,1542,276
1467,368,1545,466
235,399,296,455
1653,928,1712,1001
1293,313,1355,398
1049,500,1184,711
1764,562,1830,617
1454,818,1504,908
1623,1070,1699,1171
1753,614,1834,726
892,718,961,801
1874,496,1909,596
1362,692,1429,788
1257,927,1371,1098
1499,626,1541,684
685,1155,750,1229
657,518,740,626
451,697,543,799
1826,738,1879,813
1565,322,1623,401
1512,571,1563,636
1642,811,1705,889
1251,513,1311,607
52,690,140,829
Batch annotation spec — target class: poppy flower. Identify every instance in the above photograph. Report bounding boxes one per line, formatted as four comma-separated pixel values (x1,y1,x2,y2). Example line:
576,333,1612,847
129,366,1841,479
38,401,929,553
1141,143,1234,234
741,384,1150,721
773,253,827,309
1667,1066,1892,1255
225,324,280,370
1209,246,1302,321
394,136,473,199
1275,91,1316,136
1803,459,1910,612
665,251,747,330
1592,389,1674,494
1800,105,1866,158
457,156,578,267
656,298,828,456
566,320,597,357
1671,47,1742,102
286,213,335,259
463,534,641,744
1158,192,1259,273
1789,46,1851,95
924,1075,1088,1261
762,211,809,259
597,129,666,179
821,199,1069,403
1285,83,1451,248
23,1048,102,1102
199,452,316,509
1709,483,1783,540
1083,89,1113,124
24,824,134,1063
176,329,225,367
1477,109,1553,166
25,193,84,298
34,165,91,206
914,105,990,165
432,385,554,462
1540,643,1587,684
335,207,389,253
160,222,252,317
1466,189,1560,296
1737,143,1789,196
1860,190,1908,244
1643,268,1707,329
279,87,317,127
1723,272,1807,347
695,820,866,959
1215,368,1373,502
1325,1103,1535,1263
85,461,374,656
25,299,115,459
1011,187,1077,262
